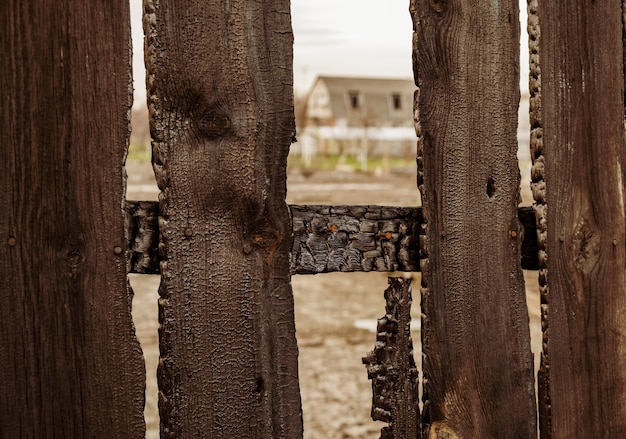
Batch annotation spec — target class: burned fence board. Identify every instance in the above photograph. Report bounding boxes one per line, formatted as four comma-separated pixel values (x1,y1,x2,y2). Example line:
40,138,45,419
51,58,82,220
363,277,420,439
412,0,537,437
144,0,302,437
0,1,145,437
126,202,539,274
534,1,626,437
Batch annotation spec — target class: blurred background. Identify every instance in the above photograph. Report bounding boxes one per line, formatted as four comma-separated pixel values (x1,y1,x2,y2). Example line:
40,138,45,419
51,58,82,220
126,2,537,438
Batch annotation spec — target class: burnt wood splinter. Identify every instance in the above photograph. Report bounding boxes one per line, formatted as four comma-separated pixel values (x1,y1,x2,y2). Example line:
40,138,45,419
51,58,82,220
363,277,420,438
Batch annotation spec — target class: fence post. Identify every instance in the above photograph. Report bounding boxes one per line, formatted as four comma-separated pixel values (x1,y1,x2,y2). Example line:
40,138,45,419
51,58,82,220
412,0,537,436
0,1,145,437
143,1,302,437
533,2,626,437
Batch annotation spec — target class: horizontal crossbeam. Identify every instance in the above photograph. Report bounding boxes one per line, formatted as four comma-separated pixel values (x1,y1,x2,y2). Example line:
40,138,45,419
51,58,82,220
125,201,539,274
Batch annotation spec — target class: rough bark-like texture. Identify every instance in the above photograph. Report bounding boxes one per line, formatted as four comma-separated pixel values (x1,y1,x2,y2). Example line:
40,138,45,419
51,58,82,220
363,277,420,439
125,202,539,274
536,2,626,437
143,1,302,437
0,2,145,437
527,0,550,433
127,200,161,274
290,205,421,273
412,1,537,437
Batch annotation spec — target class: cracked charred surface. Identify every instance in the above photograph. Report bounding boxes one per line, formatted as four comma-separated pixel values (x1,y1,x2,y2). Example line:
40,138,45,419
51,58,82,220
412,0,537,437
535,2,626,437
143,0,302,437
363,277,419,439
291,205,421,274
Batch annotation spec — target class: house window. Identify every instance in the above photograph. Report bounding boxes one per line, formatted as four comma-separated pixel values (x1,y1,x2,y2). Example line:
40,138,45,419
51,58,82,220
348,91,360,109
391,93,402,110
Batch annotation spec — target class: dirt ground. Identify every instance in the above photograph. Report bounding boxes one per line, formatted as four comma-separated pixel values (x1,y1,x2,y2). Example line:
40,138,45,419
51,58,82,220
126,160,540,439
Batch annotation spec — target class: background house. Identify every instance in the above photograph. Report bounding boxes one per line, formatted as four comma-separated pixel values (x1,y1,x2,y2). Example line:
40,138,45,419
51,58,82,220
295,76,418,168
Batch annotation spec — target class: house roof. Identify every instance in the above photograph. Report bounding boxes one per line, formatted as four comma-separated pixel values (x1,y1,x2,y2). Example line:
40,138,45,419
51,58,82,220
309,75,416,122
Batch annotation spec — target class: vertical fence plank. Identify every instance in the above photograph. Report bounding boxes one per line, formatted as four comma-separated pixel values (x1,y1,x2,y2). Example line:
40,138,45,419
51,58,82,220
0,1,145,437
535,2,626,437
412,1,537,437
144,0,302,437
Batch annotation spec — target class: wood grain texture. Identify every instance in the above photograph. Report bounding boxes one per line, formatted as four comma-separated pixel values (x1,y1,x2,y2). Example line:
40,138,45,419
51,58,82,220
0,1,145,437
412,1,537,437
536,2,626,437
125,202,540,274
363,277,420,439
143,0,302,437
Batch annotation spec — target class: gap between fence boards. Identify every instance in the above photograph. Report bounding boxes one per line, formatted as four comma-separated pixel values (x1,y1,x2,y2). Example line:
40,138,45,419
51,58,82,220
126,201,539,274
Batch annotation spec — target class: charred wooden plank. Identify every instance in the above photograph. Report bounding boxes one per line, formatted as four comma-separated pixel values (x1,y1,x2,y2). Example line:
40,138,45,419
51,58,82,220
143,0,302,436
0,1,145,436
125,203,540,274
535,1,626,436
412,0,537,436
363,277,420,438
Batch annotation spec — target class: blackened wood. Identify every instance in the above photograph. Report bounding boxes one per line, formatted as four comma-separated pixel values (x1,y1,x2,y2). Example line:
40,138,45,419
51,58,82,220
143,0,302,437
290,205,421,273
126,203,539,274
126,200,161,274
412,1,537,437
363,277,420,439
536,2,626,437
0,1,145,437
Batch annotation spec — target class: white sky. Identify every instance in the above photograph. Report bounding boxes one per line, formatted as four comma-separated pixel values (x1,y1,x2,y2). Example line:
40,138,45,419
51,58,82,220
130,1,528,106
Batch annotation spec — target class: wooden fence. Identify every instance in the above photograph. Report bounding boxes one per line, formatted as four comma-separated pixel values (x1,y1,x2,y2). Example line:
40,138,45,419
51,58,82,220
2,0,626,438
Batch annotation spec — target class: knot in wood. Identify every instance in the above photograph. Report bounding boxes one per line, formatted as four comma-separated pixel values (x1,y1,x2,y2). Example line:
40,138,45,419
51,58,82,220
198,110,230,139
429,0,448,13
65,249,85,278
253,229,281,250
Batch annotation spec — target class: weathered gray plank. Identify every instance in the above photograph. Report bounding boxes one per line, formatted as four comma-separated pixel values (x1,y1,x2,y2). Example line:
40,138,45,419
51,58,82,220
412,0,537,437
0,1,145,437
125,202,540,274
143,0,302,437
535,1,626,437
363,277,419,438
